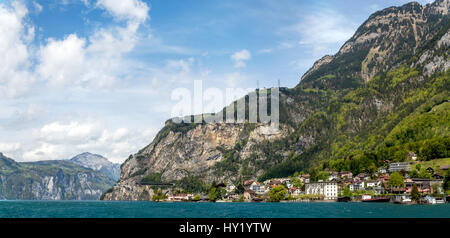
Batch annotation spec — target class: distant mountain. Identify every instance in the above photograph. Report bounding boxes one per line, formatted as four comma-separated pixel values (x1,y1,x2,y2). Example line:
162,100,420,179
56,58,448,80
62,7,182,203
70,152,120,181
0,152,115,200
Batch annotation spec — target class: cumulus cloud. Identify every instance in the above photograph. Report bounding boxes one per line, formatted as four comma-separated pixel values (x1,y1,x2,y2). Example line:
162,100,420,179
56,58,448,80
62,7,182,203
37,0,149,89
0,0,150,95
231,49,251,68
37,34,88,87
23,120,156,163
0,1,35,98
39,121,103,143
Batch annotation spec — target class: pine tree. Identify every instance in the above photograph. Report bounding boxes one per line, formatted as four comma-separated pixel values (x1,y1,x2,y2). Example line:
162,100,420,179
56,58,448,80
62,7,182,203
411,184,420,202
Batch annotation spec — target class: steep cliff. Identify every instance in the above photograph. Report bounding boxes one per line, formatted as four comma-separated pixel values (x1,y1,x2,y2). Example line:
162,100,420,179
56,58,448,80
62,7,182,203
103,0,449,200
0,153,115,200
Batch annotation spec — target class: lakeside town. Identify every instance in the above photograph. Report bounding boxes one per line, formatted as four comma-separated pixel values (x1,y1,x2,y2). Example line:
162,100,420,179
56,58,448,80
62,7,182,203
152,158,450,204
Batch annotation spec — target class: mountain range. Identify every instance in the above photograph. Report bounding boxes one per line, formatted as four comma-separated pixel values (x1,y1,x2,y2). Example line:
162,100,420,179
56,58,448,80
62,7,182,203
0,152,118,200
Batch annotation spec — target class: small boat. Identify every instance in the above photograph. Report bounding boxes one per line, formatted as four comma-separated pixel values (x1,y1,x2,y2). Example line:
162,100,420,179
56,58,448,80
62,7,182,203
337,196,351,202
361,196,391,203
393,195,412,204
402,198,412,203
435,198,445,204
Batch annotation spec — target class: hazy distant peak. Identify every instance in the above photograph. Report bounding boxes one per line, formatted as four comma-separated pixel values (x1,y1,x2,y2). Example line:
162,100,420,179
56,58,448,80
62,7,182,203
70,152,120,181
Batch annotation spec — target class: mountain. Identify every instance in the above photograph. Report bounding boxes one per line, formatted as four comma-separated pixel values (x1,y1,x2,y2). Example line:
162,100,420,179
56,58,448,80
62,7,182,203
102,0,449,201
0,153,115,200
70,152,120,181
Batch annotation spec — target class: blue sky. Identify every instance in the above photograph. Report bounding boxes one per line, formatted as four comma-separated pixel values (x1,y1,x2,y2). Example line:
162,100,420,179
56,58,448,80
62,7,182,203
0,0,434,162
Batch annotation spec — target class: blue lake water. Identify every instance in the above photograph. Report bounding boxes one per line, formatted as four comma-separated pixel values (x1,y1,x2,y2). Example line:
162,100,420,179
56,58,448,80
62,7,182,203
0,201,448,218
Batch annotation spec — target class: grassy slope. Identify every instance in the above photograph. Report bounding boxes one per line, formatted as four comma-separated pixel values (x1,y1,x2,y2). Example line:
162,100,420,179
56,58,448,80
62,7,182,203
417,158,450,172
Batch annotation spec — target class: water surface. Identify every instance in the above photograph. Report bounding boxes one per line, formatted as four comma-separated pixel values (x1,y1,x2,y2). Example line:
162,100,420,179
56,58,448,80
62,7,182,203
0,201,448,218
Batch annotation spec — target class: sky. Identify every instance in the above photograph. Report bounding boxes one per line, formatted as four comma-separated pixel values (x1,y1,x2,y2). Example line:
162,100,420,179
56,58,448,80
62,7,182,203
0,0,435,163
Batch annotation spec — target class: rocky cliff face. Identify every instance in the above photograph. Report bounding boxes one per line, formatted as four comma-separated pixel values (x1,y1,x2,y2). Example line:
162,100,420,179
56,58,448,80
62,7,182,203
70,152,120,181
0,153,115,200
103,1,449,201
104,122,291,200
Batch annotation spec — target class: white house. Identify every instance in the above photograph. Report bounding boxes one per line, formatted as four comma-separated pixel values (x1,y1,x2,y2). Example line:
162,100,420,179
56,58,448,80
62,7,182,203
389,162,410,172
349,181,365,191
290,187,302,196
249,182,266,195
305,182,338,200
365,180,381,188
299,175,310,184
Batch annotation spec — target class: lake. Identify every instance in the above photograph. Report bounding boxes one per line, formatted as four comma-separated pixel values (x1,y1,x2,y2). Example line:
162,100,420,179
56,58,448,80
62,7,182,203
0,201,449,218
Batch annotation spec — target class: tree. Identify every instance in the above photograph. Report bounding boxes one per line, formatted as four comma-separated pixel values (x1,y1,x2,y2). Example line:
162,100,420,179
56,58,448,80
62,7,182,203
417,168,432,179
208,187,225,202
176,176,207,193
431,184,440,197
415,164,422,171
234,184,245,194
152,189,167,202
342,187,352,197
409,169,419,178
192,194,201,201
238,195,245,202
443,170,450,192
291,178,303,188
388,172,405,188
269,185,287,202
411,184,420,202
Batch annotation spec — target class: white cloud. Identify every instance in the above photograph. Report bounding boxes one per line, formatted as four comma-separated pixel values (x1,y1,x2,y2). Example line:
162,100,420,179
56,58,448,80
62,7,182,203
37,0,149,89
166,57,194,74
32,1,43,14
283,9,357,56
112,128,129,141
3,103,47,130
96,0,150,23
39,121,102,143
23,120,157,163
1,0,151,95
0,142,21,153
0,1,35,98
231,49,251,68
23,142,64,161
37,34,88,87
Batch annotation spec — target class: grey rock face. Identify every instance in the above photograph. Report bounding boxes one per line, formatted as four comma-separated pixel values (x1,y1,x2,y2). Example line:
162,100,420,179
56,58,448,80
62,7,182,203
102,122,291,201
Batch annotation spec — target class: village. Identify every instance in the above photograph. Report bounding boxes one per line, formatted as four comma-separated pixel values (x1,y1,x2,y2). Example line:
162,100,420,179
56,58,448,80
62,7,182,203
161,159,450,204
